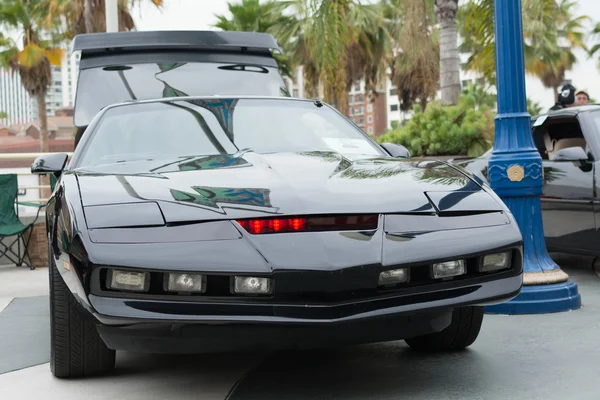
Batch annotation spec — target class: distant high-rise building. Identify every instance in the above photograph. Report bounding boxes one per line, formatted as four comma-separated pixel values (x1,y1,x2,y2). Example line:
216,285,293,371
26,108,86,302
0,69,34,126
348,81,387,136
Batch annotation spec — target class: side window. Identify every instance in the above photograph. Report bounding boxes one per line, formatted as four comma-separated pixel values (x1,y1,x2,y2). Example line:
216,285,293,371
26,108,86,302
533,117,588,161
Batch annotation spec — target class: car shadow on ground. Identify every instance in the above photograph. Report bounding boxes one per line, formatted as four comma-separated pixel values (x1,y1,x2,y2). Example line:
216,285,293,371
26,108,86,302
108,351,267,379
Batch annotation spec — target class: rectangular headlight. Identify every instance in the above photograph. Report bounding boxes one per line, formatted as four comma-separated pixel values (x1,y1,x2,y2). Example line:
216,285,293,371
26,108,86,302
233,276,272,294
432,260,466,279
480,252,511,272
108,269,149,292
167,273,205,293
378,268,409,286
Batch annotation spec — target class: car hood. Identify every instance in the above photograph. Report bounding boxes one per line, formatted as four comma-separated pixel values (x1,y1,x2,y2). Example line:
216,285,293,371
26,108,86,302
74,151,503,225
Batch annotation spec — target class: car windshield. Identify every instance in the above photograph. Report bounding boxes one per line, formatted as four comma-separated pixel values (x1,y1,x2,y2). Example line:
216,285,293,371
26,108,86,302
73,62,290,127
73,98,385,170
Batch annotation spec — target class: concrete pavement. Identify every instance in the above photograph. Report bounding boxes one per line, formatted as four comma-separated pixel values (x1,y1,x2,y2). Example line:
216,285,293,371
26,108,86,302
0,264,47,313
0,254,599,399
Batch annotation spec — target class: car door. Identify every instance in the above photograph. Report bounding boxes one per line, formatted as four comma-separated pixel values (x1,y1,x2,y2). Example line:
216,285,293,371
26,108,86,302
578,109,600,252
533,113,598,254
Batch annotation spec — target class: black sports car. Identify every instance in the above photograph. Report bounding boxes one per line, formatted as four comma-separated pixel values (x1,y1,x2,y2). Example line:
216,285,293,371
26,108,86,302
33,95,523,378
451,104,600,257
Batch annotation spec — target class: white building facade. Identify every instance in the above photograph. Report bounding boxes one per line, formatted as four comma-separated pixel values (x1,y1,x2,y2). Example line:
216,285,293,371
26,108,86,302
0,69,34,126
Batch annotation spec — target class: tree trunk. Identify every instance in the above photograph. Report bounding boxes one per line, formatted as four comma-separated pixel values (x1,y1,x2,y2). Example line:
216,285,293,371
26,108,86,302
37,93,49,153
435,0,461,105
84,0,94,33
36,92,51,199
553,86,559,102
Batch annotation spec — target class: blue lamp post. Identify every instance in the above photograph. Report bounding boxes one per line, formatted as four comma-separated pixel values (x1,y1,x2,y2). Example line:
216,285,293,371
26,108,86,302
484,0,581,314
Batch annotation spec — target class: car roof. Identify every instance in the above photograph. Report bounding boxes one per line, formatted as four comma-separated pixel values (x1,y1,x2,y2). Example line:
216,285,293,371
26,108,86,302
72,30,282,57
533,104,600,119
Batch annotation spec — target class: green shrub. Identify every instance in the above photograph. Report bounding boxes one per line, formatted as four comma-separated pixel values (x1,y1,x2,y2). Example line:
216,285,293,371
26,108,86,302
377,101,494,157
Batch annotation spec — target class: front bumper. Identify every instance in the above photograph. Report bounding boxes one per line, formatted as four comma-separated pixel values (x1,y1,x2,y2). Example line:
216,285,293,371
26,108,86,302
91,271,521,325
90,266,522,353
69,211,524,353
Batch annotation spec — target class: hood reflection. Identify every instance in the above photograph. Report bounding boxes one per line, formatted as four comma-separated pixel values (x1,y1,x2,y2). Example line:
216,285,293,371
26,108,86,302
170,186,276,211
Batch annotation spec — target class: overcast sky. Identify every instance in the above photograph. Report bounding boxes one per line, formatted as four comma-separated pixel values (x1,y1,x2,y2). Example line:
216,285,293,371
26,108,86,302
118,0,600,109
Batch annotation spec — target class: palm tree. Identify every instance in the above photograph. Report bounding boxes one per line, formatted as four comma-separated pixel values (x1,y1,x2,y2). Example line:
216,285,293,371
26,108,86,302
68,0,163,36
523,0,588,100
385,0,439,111
213,0,295,78
0,2,66,153
459,82,496,111
458,0,495,86
434,0,460,105
292,0,371,113
459,0,589,94
272,0,388,114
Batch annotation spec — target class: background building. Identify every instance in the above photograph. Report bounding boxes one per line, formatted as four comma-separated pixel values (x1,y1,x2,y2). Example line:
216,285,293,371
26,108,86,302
347,81,387,136
0,69,34,126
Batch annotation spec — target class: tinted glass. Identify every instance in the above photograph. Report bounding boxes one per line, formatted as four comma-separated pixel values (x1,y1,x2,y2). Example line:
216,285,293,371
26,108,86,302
74,62,290,127
74,99,384,169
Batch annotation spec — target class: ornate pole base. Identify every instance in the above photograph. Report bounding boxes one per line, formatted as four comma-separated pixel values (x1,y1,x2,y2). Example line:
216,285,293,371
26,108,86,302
485,281,581,315
484,153,582,315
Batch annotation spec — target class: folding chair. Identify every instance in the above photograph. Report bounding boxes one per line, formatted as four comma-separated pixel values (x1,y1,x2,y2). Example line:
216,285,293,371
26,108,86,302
0,174,41,270
17,174,57,209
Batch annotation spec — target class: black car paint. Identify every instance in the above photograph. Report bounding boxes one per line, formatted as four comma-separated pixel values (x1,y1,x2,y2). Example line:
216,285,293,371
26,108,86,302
40,95,524,353
453,105,600,256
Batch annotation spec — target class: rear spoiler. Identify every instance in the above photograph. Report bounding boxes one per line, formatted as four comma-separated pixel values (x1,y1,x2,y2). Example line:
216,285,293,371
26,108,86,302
71,30,283,57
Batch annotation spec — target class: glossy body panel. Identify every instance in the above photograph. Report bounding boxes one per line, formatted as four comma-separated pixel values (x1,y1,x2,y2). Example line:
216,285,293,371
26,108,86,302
74,154,482,221
84,202,165,229
453,106,600,256
43,95,525,353
30,153,68,175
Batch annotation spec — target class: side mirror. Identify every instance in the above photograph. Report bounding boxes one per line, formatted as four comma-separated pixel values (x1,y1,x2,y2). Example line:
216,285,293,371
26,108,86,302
380,143,411,158
31,153,68,177
551,147,589,162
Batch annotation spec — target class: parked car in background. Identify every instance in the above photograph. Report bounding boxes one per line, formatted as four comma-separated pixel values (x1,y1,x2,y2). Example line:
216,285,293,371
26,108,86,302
71,30,290,148
452,104,600,257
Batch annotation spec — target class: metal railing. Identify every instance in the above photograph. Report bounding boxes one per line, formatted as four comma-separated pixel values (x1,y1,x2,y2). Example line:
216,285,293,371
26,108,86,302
0,152,73,204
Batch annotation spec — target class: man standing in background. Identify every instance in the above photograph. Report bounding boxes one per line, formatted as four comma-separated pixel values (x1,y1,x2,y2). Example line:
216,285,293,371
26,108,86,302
575,90,590,106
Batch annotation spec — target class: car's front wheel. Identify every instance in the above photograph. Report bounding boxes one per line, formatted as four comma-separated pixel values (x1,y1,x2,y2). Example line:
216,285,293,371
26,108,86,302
49,248,116,378
404,306,484,352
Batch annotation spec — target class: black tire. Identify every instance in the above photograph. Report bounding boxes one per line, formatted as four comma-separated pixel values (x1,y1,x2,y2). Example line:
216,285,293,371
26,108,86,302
49,249,116,378
404,306,484,352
